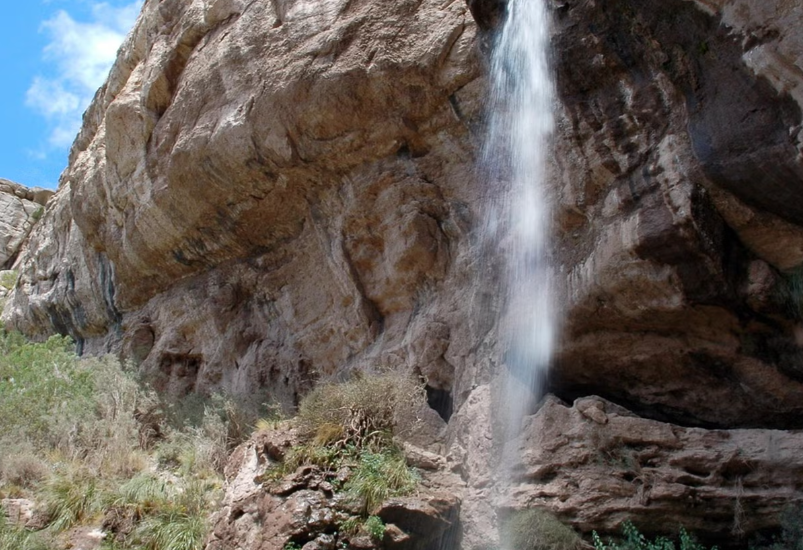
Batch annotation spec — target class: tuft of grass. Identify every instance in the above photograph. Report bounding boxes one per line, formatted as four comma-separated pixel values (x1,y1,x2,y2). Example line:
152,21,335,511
0,271,17,291
42,468,111,531
116,473,172,511
502,509,583,550
0,509,54,550
130,510,207,550
262,374,424,515
344,448,419,514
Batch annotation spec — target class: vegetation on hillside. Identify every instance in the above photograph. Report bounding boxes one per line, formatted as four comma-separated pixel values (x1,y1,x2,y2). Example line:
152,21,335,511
0,331,266,550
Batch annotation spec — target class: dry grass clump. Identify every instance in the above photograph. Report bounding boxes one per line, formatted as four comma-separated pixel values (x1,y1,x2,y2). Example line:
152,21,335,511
297,371,427,449
265,372,425,518
502,509,584,550
0,445,48,489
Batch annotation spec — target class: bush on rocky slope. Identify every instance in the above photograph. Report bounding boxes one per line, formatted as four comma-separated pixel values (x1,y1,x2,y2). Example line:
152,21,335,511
0,330,268,550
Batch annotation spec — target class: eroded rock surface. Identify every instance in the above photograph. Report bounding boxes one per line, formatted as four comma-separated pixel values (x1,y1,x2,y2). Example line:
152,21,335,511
3,0,803,545
506,395,803,546
3,0,486,409
548,0,803,428
0,179,51,269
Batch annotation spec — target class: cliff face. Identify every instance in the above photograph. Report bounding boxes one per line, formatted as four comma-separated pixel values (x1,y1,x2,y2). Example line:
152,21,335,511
4,0,803,545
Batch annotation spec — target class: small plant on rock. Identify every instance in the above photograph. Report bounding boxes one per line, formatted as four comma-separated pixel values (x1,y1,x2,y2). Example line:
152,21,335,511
364,515,386,541
0,271,17,291
592,521,717,550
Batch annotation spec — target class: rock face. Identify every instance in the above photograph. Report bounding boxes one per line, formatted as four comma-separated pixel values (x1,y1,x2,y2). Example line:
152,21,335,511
4,0,803,545
0,179,51,270
3,0,486,405
509,396,803,545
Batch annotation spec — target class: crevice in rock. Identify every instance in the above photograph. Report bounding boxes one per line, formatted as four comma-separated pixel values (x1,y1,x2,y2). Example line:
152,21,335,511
339,239,385,337
426,384,454,422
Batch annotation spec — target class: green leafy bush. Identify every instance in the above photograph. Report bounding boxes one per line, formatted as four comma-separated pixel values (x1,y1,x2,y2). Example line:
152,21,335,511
0,334,92,450
364,515,386,541
592,521,717,550
501,509,583,550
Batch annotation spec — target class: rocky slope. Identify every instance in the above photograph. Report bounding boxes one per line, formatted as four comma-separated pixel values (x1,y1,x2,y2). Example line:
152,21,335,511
3,0,803,546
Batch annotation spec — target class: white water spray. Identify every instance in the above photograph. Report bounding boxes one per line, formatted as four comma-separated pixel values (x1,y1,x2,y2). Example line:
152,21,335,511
483,0,556,439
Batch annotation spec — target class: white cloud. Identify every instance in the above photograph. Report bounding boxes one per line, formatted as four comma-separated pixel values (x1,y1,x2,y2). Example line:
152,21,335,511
26,1,143,149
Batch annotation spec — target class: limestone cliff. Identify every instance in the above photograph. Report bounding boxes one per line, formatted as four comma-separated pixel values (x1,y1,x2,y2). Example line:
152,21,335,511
3,0,803,546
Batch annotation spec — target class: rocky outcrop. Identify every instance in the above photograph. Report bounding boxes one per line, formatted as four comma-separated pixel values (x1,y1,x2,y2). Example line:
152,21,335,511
0,179,51,270
4,0,803,545
507,396,803,545
206,428,460,550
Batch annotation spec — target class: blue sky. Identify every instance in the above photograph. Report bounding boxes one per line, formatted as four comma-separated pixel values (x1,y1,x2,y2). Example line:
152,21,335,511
1,0,142,190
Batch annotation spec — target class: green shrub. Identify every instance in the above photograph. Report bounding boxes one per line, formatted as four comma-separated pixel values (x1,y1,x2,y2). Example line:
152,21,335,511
364,515,386,541
501,509,582,550
0,331,224,548
592,521,717,550
0,334,92,450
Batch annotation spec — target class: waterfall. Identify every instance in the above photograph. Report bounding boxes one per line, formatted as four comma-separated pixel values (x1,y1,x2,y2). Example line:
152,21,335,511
483,0,556,440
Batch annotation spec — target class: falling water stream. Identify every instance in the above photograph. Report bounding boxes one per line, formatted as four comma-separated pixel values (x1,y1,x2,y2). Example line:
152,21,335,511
484,0,556,442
